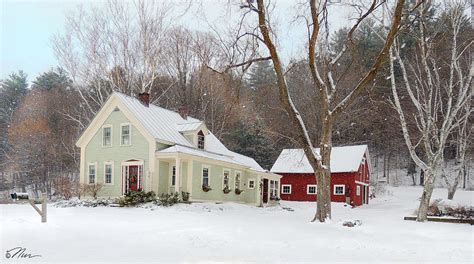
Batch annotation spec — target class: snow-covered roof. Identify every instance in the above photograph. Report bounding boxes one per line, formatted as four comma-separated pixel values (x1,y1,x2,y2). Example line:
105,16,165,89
114,92,266,173
270,145,368,173
176,121,204,132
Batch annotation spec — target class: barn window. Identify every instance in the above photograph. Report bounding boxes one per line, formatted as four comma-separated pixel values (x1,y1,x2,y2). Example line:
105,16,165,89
307,184,317,195
102,126,112,147
333,184,345,195
356,186,361,196
197,130,205,149
282,184,291,194
248,179,255,189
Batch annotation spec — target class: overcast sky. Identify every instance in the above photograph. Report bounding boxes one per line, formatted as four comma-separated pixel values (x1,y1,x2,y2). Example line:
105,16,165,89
0,0,354,82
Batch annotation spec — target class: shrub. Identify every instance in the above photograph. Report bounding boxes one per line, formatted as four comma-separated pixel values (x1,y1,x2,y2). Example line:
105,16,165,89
223,186,231,194
116,190,156,207
156,192,180,206
181,191,190,202
86,183,104,199
235,188,243,195
202,185,212,192
53,176,74,200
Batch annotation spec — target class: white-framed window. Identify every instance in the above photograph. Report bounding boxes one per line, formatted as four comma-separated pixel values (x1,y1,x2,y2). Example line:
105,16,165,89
334,184,345,195
102,125,112,147
356,185,361,196
282,184,291,194
222,169,230,189
171,166,176,186
270,180,278,198
104,161,113,185
88,163,97,184
248,179,255,189
197,130,205,149
307,184,317,195
202,165,210,187
235,171,241,190
120,123,131,146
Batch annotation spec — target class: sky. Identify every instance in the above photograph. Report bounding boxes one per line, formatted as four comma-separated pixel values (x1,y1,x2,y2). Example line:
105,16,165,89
0,0,354,82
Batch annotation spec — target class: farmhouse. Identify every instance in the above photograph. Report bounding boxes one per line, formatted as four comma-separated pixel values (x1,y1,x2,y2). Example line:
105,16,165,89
270,145,370,206
76,92,281,206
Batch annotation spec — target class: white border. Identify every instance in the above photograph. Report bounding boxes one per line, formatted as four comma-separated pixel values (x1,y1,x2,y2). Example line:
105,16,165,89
247,178,255,189
103,161,114,185
281,184,291,194
201,164,210,187
102,125,113,147
120,123,132,146
307,184,317,195
87,162,97,184
333,184,345,195
356,185,361,196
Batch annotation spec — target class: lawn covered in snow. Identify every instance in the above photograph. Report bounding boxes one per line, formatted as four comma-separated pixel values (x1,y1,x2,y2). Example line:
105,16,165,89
1,186,473,263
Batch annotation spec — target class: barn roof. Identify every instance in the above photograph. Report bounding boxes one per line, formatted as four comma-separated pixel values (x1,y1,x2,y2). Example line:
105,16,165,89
270,145,368,174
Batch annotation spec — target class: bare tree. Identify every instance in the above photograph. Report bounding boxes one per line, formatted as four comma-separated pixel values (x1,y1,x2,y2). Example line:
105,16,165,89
389,1,472,221
225,0,406,222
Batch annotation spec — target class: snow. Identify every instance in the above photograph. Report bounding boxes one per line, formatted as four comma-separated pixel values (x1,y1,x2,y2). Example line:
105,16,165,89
271,145,368,173
1,186,472,263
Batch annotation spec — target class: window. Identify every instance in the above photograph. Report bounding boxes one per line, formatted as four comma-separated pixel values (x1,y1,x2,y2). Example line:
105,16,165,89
334,184,345,195
171,166,176,186
307,184,317,195
356,186,361,196
223,169,230,188
235,172,241,190
202,166,209,187
88,163,96,184
102,126,112,147
120,124,131,145
248,179,255,189
270,180,278,198
197,130,205,149
282,184,291,194
104,162,113,185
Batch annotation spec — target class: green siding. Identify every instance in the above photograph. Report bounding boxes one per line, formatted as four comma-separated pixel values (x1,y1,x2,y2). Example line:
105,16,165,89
158,161,169,195
190,160,258,204
84,109,149,197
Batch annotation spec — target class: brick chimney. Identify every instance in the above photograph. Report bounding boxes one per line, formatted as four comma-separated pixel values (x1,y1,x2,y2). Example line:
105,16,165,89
178,106,188,120
138,92,150,107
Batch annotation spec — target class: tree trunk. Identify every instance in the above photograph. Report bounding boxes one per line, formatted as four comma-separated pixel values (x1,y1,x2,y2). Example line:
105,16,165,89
416,169,435,221
313,120,332,222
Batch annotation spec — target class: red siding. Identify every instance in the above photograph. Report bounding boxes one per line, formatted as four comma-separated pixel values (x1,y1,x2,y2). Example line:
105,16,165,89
278,154,370,206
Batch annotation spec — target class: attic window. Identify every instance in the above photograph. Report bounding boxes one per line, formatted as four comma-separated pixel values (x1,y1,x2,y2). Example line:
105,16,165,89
197,130,205,149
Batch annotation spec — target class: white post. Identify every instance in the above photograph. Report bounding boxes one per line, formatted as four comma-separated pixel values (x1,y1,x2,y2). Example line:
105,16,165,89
175,157,181,194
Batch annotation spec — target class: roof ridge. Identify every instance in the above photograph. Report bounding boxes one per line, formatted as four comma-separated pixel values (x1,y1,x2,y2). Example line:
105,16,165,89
113,91,201,122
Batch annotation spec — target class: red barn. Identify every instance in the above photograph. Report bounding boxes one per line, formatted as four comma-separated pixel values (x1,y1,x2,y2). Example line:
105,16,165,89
270,145,370,206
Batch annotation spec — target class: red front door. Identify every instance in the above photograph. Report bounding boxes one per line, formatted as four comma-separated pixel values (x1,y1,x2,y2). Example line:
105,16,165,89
128,165,139,191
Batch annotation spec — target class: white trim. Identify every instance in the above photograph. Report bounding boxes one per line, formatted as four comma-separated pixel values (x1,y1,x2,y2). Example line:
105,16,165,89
307,184,317,195
120,123,132,146
355,180,369,186
222,168,231,189
356,185,361,196
247,178,255,189
234,171,242,190
101,125,113,147
333,184,345,195
201,164,210,187
87,162,97,184
103,161,114,185
281,184,291,194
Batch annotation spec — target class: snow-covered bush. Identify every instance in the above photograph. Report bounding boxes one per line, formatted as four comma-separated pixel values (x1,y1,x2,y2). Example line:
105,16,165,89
54,198,111,208
425,199,473,219
181,191,190,202
156,192,180,207
116,190,156,206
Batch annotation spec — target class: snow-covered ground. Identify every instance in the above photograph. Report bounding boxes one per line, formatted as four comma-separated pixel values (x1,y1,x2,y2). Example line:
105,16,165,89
1,186,473,263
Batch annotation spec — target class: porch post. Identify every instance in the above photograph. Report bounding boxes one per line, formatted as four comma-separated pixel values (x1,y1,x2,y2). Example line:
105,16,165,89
175,157,181,194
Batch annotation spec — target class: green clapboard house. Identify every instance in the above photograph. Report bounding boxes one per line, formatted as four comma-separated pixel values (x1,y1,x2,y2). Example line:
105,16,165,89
76,92,281,206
